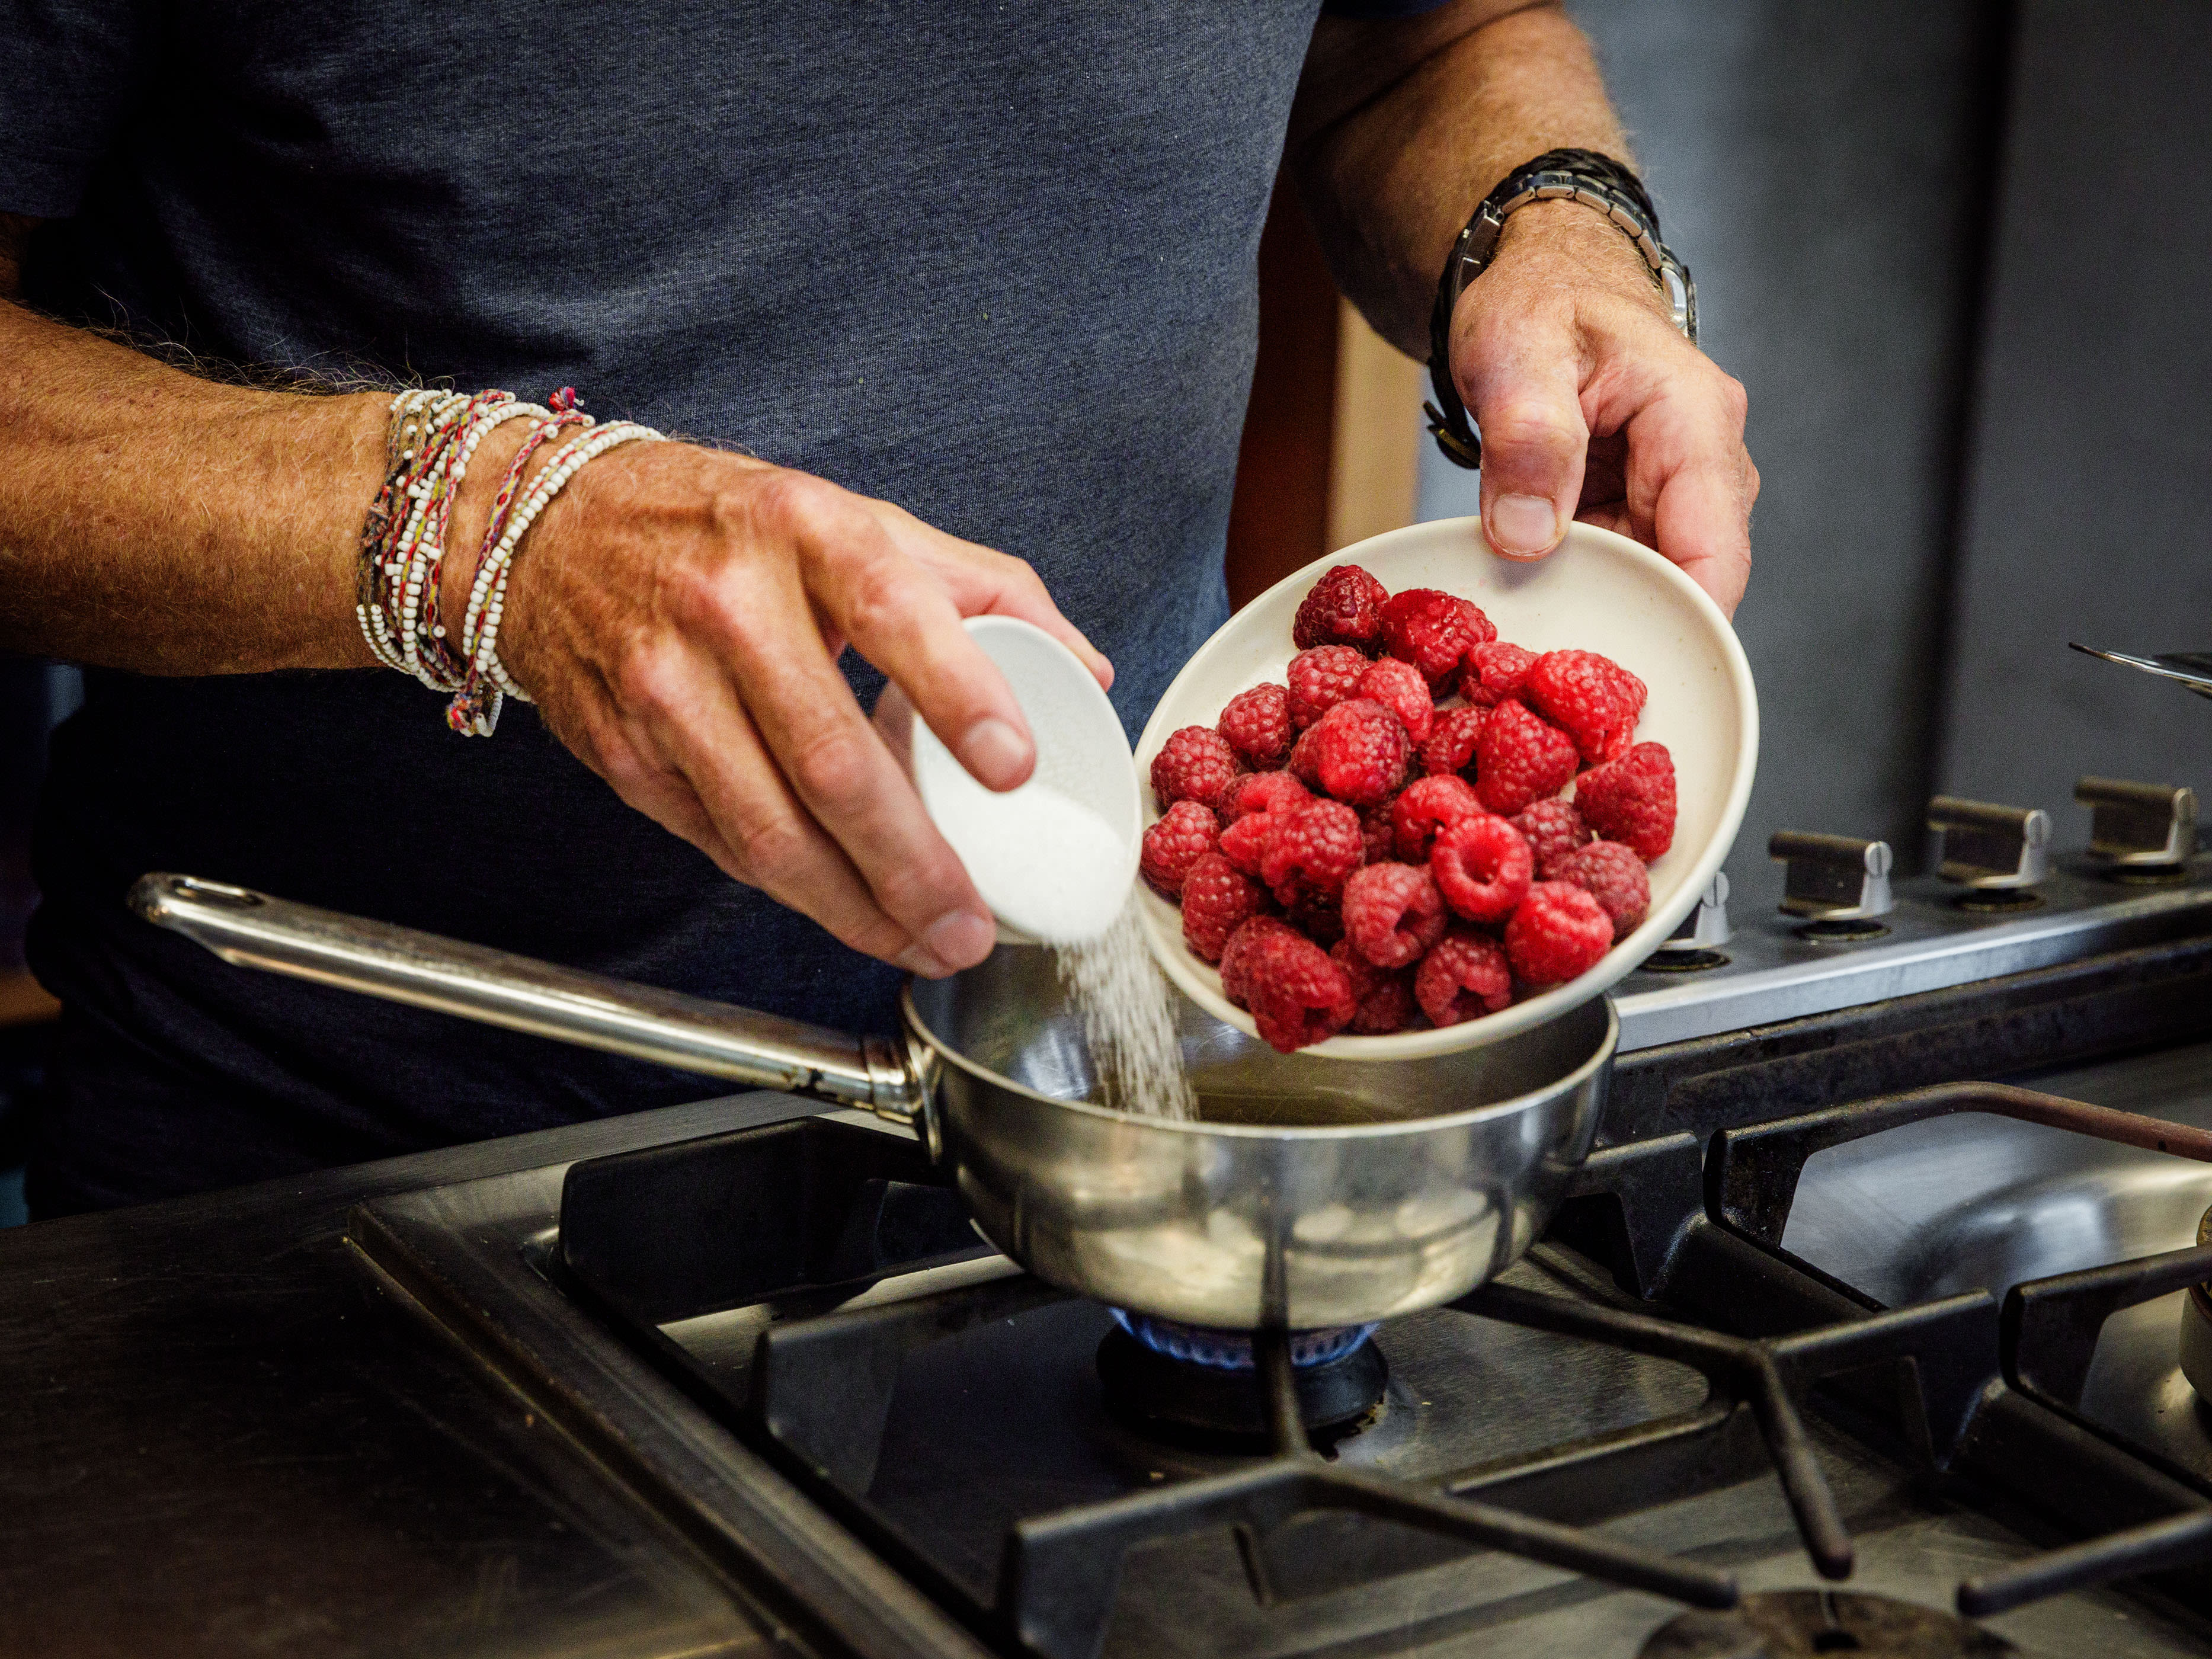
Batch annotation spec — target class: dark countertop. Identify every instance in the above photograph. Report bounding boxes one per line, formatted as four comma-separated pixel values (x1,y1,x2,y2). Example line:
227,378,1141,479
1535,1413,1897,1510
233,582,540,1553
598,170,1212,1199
0,1092,811,1659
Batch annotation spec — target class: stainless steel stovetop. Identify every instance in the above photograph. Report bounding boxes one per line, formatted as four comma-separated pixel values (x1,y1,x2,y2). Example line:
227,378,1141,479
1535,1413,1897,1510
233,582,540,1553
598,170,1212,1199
342,825,2212,1659
12,797,2212,1659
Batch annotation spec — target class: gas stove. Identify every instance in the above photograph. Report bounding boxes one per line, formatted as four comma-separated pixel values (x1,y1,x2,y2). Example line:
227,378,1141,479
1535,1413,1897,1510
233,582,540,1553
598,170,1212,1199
328,785,2212,1657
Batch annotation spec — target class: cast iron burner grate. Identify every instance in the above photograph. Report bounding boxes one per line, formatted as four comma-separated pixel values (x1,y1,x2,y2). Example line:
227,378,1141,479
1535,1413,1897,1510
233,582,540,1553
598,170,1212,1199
554,1108,2159,1659
549,1046,2212,1659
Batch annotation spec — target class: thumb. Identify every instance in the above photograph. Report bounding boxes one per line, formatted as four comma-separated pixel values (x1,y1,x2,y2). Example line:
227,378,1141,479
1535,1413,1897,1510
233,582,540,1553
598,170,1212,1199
1461,324,1590,562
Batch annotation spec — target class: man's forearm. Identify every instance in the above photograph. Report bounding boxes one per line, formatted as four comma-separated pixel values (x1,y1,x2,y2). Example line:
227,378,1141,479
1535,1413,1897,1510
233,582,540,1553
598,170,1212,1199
1289,1,1650,358
0,287,390,672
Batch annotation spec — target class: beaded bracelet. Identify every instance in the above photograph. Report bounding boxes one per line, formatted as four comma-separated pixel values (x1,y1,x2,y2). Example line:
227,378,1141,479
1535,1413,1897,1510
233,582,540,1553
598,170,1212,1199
436,403,591,734
357,389,520,681
356,385,667,735
447,419,662,735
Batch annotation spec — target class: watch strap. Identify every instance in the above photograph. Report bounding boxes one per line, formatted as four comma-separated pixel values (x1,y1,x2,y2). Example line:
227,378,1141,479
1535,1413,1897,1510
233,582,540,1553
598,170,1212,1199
1425,148,1696,471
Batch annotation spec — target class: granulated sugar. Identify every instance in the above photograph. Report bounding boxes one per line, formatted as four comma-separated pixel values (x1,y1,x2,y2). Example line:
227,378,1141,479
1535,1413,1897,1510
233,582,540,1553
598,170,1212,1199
1051,898,1198,1121
925,771,1128,945
927,767,1195,1119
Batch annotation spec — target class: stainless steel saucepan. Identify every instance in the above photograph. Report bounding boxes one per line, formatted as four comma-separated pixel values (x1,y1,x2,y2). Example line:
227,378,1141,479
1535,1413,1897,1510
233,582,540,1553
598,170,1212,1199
130,872,1614,1331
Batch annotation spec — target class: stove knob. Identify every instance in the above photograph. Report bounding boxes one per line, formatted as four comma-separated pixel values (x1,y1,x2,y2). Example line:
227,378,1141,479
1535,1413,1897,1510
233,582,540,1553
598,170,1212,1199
1654,870,1731,951
2075,776,2197,868
1770,831,1893,921
1928,796,2051,889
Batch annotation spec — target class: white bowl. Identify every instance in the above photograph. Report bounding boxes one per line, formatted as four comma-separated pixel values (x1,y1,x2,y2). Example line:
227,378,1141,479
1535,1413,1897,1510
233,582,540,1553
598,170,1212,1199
1133,517,1758,1059
911,616,1140,946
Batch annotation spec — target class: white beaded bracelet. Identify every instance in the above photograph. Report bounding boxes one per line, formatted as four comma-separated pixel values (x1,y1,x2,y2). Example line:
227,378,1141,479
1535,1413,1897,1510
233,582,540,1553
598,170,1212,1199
360,387,665,737
446,419,664,736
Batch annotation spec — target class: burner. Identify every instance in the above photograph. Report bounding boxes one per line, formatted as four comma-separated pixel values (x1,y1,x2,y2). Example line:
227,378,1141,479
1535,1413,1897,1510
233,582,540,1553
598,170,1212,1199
1952,889,2045,914
1798,918,1891,943
1638,1591,2017,1658
1641,947,1731,973
1096,1318,1387,1446
1111,1310,1378,1369
2107,863,2192,886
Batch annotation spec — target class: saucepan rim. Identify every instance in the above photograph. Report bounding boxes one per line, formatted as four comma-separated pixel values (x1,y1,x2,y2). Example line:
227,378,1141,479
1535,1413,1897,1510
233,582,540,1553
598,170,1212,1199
898,982,1616,1141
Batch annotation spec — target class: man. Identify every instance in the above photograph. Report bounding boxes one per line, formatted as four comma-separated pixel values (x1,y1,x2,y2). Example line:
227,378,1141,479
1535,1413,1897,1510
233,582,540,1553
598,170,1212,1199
0,1,1755,1216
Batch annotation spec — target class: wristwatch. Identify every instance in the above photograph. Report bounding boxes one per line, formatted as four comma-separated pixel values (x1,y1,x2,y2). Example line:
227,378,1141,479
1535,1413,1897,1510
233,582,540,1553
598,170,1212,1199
1425,148,1697,470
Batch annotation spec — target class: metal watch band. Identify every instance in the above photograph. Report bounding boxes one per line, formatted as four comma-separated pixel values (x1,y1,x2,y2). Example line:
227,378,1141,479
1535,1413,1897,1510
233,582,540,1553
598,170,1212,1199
1425,147,1698,471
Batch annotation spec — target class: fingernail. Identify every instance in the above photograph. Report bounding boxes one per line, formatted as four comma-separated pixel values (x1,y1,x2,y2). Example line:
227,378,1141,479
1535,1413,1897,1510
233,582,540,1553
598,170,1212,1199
960,717,1031,789
918,910,995,973
1488,494,1559,557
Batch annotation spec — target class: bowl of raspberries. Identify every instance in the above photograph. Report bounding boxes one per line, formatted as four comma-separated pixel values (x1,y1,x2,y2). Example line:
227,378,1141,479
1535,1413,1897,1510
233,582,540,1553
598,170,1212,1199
1132,517,1756,1058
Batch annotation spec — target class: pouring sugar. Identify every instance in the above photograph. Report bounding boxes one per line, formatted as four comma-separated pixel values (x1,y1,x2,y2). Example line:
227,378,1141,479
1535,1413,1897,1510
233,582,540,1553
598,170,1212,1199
1052,899,1197,1122
907,616,1192,1119
927,769,1196,1120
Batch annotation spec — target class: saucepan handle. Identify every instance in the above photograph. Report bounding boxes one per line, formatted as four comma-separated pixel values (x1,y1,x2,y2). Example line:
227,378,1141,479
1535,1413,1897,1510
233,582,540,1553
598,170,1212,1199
126,873,929,1127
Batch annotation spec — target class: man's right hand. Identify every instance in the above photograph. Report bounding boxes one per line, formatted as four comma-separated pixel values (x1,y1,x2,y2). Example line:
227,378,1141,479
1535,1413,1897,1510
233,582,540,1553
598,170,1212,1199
472,439,1113,979
1,222,1109,978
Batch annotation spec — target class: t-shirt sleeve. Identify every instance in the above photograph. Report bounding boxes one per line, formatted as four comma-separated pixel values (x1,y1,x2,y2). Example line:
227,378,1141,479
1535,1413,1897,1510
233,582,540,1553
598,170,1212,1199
0,0,156,217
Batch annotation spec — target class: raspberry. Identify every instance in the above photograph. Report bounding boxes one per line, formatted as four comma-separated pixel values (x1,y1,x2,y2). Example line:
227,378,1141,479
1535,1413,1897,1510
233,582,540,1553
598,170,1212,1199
1420,705,1486,782
1356,656,1434,743
1259,798,1364,899
1217,811,1273,877
1217,770,1310,825
1513,798,1593,876
1574,741,1677,861
1461,640,1536,708
1291,563,1389,654
1180,852,1266,963
1414,927,1512,1027
1504,881,1615,987
1288,722,1324,788
1380,589,1495,687
1307,699,1410,807
1359,802,1398,867
1286,645,1371,730
1391,774,1484,861
1150,725,1241,810
1524,649,1647,763
1217,683,1294,769
1140,800,1218,896
1330,940,1417,1034
1342,861,1448,968
1219,917,1305,1009
1430,812,1534,923
1241,927,1355,1053
1284,890,1346,947
1473,699,1579,816
1550,840,1651,939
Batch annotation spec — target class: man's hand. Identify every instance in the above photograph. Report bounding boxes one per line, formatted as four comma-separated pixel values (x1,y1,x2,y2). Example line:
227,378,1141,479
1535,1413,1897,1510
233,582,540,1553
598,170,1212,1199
464,439,1112,979
0,232,1112,978
1290,0,1758,617
1452,201,1756,615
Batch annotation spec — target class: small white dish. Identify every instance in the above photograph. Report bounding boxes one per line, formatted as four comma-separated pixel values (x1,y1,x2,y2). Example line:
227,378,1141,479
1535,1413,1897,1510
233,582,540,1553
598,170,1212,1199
910,616,1140,947
1132,517,1758,1058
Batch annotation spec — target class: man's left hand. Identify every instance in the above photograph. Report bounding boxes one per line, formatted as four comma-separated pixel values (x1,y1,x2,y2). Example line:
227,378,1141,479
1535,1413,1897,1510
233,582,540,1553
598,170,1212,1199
1450,199,1757,617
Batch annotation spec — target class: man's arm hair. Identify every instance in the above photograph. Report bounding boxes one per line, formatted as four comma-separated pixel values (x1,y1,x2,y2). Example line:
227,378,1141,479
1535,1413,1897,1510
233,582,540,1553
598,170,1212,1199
0,213,33,299
1286,0,1639,358
0,213,402,671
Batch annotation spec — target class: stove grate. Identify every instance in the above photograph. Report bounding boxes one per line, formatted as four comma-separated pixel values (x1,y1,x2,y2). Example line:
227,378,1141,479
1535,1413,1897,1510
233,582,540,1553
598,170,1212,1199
552,1074,2212,1659
1685,1082,2212,1623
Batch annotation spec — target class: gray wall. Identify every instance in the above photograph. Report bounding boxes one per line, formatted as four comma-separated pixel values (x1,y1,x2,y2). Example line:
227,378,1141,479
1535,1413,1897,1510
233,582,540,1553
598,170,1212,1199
1936,2,2212,816
1423,3,2201,901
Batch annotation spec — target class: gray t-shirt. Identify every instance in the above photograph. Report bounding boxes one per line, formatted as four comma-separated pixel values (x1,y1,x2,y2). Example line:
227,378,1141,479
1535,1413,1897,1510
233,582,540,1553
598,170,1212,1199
2,0,1424,1211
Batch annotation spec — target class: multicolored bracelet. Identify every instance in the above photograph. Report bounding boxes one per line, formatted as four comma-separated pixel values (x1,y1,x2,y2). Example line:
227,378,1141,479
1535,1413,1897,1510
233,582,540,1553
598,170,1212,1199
354,386,665,736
